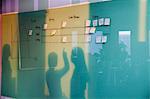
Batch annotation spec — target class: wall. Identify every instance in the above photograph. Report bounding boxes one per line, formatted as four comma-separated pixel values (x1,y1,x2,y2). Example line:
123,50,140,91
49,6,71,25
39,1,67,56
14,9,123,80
1,0,150,99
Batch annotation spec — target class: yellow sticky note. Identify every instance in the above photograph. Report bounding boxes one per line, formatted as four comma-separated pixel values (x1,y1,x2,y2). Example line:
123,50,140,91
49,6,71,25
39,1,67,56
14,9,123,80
62,21,67,28
62,36,67,43
50,30,57,36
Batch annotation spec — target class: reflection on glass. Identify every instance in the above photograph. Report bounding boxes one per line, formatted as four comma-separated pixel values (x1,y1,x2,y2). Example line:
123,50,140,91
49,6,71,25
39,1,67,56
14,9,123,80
46,49,69,99
119,31,131,55
71,47,88,99
2,44,15,97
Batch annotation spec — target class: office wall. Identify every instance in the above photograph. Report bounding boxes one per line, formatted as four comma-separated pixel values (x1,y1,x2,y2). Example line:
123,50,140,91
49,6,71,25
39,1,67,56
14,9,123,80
1,0,150,99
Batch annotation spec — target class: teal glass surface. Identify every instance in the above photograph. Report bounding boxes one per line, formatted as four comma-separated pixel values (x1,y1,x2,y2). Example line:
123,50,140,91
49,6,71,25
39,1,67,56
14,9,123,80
88,0,149,99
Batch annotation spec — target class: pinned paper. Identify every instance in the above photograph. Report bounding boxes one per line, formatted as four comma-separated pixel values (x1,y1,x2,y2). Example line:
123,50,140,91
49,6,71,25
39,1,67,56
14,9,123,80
85,27,90,34
62,21,67,28
104,18,111,26
85,20,91,27
102,36,107,43
85,35,92,42
99,18,104,26
28,30,33,36
96,36,102,43
90,27,96,34
93,20,98,27
44,24,48,29
50,30,57,36
62,36,67,43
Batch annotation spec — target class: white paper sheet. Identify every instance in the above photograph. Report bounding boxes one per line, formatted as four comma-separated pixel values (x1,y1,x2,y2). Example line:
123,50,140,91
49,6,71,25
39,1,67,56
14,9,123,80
28,30,33,36
102,36,107,43
44,24,48,29
99,18,104,26
104,18,111,26
96,36,102,43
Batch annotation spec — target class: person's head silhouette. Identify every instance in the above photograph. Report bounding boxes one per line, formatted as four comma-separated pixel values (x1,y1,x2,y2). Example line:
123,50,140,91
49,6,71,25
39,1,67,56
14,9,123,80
2,44,11,60
48,52,58,68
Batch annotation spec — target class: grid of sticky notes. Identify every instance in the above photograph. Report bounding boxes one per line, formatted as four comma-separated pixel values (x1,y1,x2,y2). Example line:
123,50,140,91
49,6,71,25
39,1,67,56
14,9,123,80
85,18,111,34
85,18,110,44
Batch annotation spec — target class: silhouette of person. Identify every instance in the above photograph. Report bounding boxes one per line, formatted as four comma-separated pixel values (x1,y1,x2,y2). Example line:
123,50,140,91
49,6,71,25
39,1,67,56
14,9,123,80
46,49,69,99
2,44,13,96
70,47,89,99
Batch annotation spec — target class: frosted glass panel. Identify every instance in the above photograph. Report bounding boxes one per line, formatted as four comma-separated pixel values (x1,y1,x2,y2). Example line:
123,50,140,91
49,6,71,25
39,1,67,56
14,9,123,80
49,0,71,8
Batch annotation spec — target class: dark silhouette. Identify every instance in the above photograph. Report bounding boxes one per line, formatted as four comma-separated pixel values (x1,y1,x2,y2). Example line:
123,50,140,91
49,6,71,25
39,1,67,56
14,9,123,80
70,47,89,99
1,44,14,97
46,49,69,99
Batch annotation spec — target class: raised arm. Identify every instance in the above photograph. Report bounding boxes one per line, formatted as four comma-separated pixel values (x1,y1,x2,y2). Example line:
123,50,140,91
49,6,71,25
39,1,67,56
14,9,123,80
58,48,70,77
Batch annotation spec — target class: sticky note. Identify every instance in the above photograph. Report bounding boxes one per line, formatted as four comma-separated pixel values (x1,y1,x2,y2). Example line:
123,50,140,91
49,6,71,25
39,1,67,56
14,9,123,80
62,21,67,28
85,20,91,27
102,36,107,43
85,35,92,42
99,18,104,26
90,27,96,34
104,18,111,26
85,27,90,34
44,24,48,29
93,20,98,27
62,36,67,43
28,30,33,36
96,36,102,43
50,30,57,36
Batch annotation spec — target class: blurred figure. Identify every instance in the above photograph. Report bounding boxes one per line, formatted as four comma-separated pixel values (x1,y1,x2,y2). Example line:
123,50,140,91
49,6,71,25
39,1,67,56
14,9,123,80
46,49,69,99
2,44,14,97
70,47,89,99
